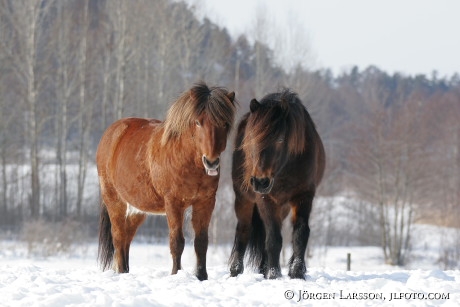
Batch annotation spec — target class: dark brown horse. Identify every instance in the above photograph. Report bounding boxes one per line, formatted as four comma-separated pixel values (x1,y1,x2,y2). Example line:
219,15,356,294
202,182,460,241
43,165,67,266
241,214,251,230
96,83,236,280
229,89,325,279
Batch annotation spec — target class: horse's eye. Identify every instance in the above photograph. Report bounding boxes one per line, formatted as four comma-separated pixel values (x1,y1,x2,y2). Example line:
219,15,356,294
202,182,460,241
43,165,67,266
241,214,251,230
277,137,285,143
195,120,201,127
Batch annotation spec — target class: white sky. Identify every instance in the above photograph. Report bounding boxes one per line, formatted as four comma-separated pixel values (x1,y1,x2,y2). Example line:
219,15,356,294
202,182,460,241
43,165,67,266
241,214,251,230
186,0,460,77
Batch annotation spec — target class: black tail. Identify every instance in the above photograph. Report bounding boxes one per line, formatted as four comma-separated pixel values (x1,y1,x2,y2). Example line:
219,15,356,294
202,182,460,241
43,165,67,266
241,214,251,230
247,206,266,272
97,201,114,271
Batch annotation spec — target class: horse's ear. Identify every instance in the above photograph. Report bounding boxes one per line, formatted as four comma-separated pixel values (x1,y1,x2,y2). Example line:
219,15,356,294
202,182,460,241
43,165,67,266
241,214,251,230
250,99,260,113
227,91,235,102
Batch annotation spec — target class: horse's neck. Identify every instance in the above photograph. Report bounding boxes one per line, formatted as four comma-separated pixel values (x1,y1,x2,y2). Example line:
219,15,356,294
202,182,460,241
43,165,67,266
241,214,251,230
156,129,200,166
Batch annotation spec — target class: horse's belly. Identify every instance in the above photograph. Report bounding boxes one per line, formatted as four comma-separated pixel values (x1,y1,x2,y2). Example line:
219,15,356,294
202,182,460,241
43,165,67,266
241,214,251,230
126,202,165,217
115,179,165,214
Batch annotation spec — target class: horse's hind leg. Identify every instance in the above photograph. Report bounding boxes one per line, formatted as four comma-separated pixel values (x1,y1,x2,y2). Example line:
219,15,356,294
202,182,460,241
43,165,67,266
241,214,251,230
107,202,146,273
288,196,313,279
124,210,147,271
102,204,127,273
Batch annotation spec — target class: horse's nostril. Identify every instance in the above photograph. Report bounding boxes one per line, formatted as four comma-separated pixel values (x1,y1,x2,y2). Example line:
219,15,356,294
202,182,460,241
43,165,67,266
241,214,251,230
251,177,271,189
202,156,220,169
260,178,270,189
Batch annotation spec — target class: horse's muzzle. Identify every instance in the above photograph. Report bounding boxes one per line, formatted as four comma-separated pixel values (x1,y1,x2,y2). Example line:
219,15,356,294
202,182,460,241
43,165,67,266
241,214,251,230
202,156,220,176
250,176,274,194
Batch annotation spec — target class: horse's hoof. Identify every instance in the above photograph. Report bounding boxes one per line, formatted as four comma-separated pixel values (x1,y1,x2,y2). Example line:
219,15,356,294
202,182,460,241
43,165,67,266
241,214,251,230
265,267,282,279
288,260,306,279
229,261,244,277
288,271,306,280
229,270,241,277
196,270,208,281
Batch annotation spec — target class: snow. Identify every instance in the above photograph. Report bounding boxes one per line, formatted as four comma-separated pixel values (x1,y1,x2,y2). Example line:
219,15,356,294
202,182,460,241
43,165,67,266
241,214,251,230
1,240,459,306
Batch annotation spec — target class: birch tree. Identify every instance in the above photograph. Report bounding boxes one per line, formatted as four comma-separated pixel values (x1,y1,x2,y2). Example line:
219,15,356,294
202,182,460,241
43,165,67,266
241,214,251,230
0,0,54,218
349,76,433,265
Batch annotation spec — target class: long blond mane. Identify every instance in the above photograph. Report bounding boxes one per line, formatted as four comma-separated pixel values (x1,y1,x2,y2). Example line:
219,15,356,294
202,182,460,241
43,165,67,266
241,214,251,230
161,82,236,145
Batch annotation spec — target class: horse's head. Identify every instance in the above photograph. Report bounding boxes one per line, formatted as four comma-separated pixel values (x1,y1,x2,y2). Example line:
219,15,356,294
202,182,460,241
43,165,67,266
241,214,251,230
242,90,307,194
194,110,232,176
161,82,236,176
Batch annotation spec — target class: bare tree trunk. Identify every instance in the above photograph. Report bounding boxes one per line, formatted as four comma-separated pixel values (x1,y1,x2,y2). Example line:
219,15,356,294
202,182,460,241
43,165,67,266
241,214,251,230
101,52,111,130
25,2,40,219
142,42,150,118
251,5,272,98
114,0,126,119
76,0,89,217
1,0,54,219
1,147,7,221
55,0,69,218
234,55,240,95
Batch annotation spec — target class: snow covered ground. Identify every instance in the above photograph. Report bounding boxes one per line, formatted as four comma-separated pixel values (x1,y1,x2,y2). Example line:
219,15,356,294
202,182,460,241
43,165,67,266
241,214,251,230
1,237,459,307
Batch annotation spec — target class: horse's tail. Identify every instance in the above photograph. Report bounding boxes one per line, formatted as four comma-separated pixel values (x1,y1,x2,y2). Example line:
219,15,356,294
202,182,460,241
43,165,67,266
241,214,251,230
97,200,114,271
247,205,266,271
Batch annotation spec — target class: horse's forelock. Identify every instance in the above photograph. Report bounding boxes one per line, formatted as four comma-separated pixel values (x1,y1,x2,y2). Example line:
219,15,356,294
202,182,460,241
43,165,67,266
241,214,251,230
243,106,283,151
242,91,308,155
206,90,236,129
161,83,235,145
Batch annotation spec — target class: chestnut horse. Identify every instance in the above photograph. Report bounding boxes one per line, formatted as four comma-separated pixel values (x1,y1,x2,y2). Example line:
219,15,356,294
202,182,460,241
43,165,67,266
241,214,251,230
229,89,325,279
96,83,236,280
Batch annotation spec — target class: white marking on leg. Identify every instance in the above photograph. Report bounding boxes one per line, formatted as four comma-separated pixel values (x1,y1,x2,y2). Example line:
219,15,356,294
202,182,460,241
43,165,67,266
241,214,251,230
126,202,145,218
125,202,166,217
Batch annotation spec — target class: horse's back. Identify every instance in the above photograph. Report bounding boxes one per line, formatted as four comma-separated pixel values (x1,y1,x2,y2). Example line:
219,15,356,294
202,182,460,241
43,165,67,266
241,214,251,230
96,118,160,172
294,111,325,192
313,130,325,186
302,108,325,187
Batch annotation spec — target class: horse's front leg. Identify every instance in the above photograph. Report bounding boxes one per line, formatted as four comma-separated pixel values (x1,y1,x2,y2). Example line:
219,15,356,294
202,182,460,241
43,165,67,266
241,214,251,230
229,195,254,277
165,204,185,275
191,200,215,281
288,197,313,279
257,201,283,279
